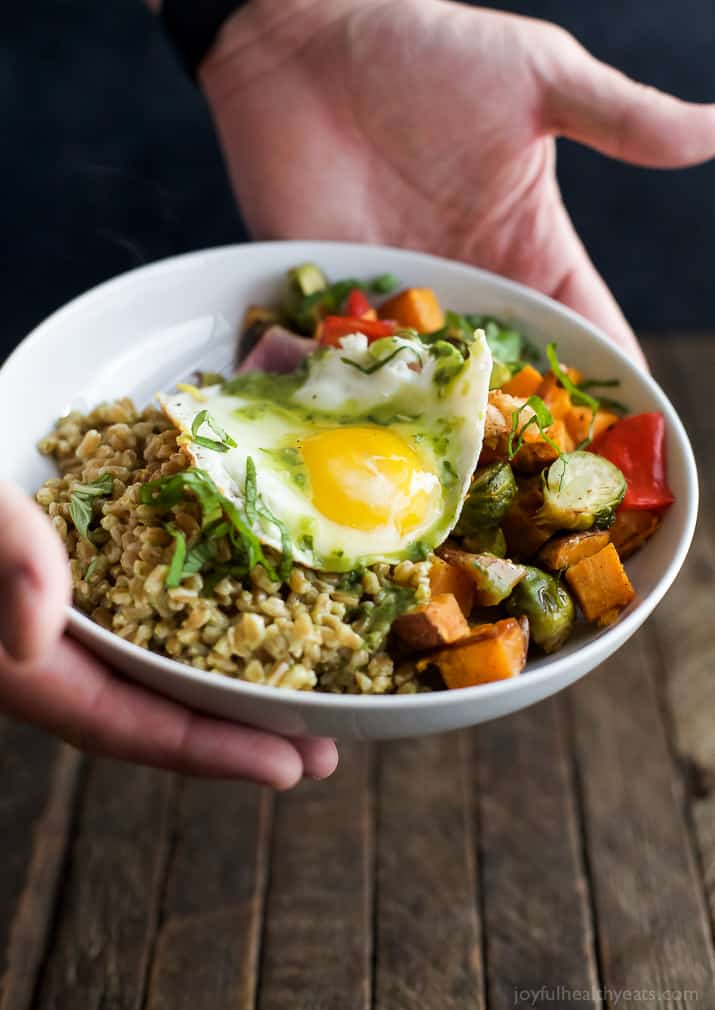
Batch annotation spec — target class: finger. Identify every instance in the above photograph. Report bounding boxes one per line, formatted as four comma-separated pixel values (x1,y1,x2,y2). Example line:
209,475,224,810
543,33,715,167
548,201,649,370
292,736,339,781
0,636,315,787
553,260,647,370
0,482,71,662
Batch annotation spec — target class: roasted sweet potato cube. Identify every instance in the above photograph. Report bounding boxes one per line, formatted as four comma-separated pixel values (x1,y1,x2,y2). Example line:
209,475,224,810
481,390,575,472
538,365,584,390
563,365,584,386
538,530,611,572
502,365,543,398
609,509,661,560
416,616,529,689
429,555,475,616
565,543,635,623
596,607,622,628
512,439,559,474
565,407,619,446
537,373,573,422
378,287,445,332
392,594,470,651
511,419,574,473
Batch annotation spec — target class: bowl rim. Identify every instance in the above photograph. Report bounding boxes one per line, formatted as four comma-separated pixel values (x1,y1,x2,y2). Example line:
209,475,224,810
12,240,698,711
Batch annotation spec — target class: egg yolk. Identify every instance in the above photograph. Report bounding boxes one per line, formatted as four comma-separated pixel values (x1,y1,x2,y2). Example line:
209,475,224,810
300,427,438,534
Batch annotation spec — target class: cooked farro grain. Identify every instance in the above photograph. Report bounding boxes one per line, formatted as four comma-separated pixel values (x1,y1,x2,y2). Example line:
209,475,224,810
37,401,433,694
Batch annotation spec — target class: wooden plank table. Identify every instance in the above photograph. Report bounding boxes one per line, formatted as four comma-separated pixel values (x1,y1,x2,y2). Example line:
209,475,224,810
1,334,713,1010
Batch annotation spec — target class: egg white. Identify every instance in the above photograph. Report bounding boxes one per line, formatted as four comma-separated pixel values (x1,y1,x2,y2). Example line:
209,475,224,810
159,331,492,571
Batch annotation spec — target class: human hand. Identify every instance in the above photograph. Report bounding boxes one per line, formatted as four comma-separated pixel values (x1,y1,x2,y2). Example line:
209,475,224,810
0,481,338,786
200,0,715,367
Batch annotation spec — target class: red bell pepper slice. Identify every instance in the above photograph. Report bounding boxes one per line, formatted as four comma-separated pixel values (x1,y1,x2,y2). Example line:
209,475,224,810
591,412,675,509
345,288,373,318
318,315,397,347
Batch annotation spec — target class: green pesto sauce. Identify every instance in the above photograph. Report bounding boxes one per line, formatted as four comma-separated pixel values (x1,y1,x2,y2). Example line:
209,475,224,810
223,370,303,403
222,369,467,573
295,518,318,559
259,446,309,492
406,541,431,561
441,460,459,487
428,340,467,391
225,369,429,431
357,585,417,651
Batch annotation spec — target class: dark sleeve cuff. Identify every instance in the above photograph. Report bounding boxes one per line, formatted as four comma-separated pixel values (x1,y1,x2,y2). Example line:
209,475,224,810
161,0,248,80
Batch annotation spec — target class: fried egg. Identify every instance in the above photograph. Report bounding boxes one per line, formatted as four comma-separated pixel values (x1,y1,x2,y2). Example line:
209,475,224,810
159,331,492,571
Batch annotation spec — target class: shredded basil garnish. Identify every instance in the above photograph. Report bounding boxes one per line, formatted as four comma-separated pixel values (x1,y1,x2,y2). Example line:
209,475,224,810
165,525,187,588
245,455,293,580
507,395,561,459
139,467,278,582
578,377,620,391
69,473,114,540
576,378,628,415
257,501,293,582
85,557,100,581
190,410,237,453
545,343,607,449
182,540,216,577
341,344,423,375
591,395,628,414
546,344,599,413
244,457,258,524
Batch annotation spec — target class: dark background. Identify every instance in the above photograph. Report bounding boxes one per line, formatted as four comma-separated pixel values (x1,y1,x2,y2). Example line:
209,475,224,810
3,1,715,360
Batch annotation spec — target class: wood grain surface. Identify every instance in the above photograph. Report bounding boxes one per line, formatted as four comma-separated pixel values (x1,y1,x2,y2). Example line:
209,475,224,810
257,742,374,1010
476,700,601,1010
375,733,484,1010
0,731,80,1010
0,336,713,1010
145,780,272,1010
32,761,174,1010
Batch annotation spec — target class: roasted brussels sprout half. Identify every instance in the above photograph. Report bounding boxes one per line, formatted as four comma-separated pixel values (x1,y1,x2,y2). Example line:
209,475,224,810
489,359,512,390
289,262,328,297
440,546,525,606
468,554,527,607
462,526,507,558
281,262,329,333
455,462,517,535
536,451,626,532
505,566,575,653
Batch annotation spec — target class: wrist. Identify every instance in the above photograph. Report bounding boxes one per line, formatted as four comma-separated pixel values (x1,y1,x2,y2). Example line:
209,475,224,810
200,0,368,96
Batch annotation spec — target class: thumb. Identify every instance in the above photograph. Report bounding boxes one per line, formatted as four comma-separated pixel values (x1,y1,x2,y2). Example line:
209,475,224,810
543,33,715,167
0,482,71,661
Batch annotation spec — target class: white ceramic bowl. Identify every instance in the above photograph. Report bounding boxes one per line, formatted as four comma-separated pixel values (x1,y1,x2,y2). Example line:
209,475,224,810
1,242,697,739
